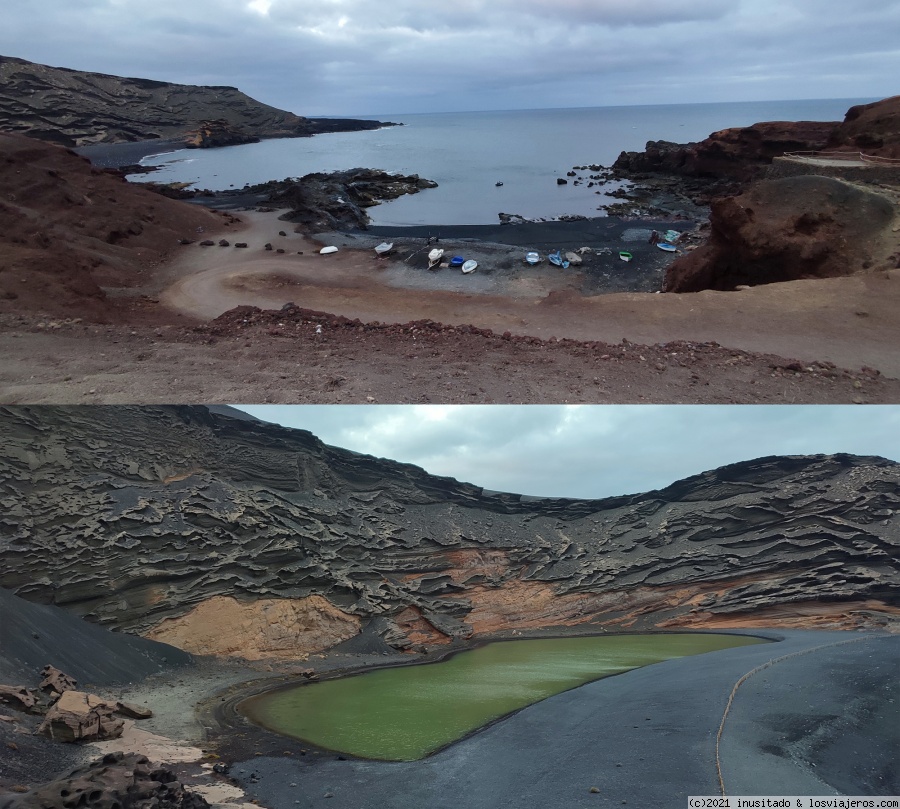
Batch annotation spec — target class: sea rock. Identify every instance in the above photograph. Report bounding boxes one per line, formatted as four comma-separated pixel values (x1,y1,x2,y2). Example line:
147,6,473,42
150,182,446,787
37,690,124,743
0,752,210,809
263,169,438,231
663,175,897,292
1,406,898,654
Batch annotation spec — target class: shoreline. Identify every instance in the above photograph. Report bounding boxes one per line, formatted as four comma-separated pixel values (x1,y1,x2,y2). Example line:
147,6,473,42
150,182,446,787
182,629,899,807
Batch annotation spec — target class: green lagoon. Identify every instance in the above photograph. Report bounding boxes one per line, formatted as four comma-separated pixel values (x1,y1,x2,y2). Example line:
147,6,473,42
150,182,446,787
241,633,766,761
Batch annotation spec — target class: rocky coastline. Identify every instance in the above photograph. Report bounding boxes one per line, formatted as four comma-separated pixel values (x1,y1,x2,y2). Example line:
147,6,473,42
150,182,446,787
0,55,395,150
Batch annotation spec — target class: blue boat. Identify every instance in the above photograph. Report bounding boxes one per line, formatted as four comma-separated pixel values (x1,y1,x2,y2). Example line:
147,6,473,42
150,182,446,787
449,255,465,268
548,250,570,269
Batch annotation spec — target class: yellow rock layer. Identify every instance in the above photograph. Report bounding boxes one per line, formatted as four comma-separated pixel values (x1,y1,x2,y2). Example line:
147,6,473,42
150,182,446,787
146,595,361,660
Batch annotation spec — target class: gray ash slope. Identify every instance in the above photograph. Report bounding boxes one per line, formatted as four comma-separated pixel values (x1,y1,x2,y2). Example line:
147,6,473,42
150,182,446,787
1,405,898,647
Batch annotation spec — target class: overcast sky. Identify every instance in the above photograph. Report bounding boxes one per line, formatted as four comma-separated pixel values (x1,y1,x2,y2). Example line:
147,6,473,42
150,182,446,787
233,405,900,499
4,1,898,114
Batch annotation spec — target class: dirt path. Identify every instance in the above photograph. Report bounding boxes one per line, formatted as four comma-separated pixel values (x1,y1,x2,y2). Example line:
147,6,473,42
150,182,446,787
3,208,900,404
160,211,900,378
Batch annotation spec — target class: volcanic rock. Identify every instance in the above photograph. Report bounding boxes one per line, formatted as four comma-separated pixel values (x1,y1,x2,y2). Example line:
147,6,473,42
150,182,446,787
826,95,900,158
1,406,898,658
38,667,77,698
0,687,37,714
0,752,210,809
260,169,438,231
0,55,392,148
36,691,124,743
663,175,898,292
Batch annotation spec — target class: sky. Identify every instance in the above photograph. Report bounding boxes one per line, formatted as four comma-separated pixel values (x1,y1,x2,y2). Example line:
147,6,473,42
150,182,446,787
233,405,900,499
3,1,898,115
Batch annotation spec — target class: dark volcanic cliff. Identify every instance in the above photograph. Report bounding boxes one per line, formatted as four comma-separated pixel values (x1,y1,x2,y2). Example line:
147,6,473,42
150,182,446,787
1,406,897,659
0,55,389,147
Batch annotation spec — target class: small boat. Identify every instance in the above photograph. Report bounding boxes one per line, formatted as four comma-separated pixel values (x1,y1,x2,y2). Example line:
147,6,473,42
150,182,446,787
664,230,681,244
619,251,633,262
525,251,540,265
461,260,478,274
495,181,504,187
548,250,570,269
374,242,393,255
319,246,338,255
657,242,677,252
565,251,582,266
427,248,444,269
449,256,465,268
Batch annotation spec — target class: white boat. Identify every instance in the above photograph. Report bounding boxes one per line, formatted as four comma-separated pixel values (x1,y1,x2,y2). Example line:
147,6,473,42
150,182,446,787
319,246,338,255
619,251,633,262
427,248,444,269
525,251,540,265
461,260,478,274
565,251,582,266
656,242,677,252
374,242,393,255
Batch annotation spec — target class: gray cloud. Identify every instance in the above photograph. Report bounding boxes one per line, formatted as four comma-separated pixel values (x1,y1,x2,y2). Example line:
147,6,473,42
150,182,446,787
2,0,896,113
234,405,900,499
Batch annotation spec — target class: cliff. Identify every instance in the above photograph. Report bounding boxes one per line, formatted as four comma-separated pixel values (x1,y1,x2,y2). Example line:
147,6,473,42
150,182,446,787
1,406,897,659
612,96,900,183
0,55,390,148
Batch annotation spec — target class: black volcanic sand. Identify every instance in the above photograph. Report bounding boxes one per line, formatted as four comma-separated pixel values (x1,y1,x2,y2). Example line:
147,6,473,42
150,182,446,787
76,139,186,169
215,631,899,809
319,217,695,294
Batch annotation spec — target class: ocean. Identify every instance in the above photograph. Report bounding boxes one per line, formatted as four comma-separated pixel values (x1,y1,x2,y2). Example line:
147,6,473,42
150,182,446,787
131,98,874,226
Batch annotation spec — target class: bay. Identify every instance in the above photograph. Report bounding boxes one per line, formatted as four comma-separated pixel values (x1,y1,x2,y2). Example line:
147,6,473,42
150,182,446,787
132,98,874,226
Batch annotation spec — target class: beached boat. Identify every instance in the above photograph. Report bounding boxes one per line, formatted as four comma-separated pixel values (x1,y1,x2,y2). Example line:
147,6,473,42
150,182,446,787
374,242,393,255
565,251,582,266
548,250,570,269
427,248,444,269
525,251,540,265
449,256,465,268
656,242,677,252
319,246,338,255
461,260,478,274
619,251,633,262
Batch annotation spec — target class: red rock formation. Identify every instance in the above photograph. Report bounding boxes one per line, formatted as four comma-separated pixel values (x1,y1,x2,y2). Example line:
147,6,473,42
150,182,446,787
827,95,900,158
663,175,898,292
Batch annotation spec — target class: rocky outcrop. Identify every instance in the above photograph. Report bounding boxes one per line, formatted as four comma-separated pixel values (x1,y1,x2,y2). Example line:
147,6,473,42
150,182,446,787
1,406,898,657
182,120,260,149
266,169,439,231
37,691,124,743
0,752,209,809
614,96,900,179
663,175,899,291
826,95,900,159
0,55,391,148
613,121,838,183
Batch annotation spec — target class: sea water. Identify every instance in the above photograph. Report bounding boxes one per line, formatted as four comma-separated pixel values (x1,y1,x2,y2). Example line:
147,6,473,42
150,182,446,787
132,98,874,226
240,633,766,761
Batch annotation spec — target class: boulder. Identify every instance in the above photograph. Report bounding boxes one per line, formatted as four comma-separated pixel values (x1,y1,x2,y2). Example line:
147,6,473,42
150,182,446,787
39,665,77,697
663,175,897,292
0,751,210,809
0,685,37,713
37,690,124,742
115,700,153,720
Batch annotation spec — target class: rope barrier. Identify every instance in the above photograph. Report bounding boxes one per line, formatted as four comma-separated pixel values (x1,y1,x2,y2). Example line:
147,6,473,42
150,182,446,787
715,633,879,796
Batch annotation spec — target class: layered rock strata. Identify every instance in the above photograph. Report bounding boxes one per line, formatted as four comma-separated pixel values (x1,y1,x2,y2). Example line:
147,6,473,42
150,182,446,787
0,55,390,148
1,406,898,657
